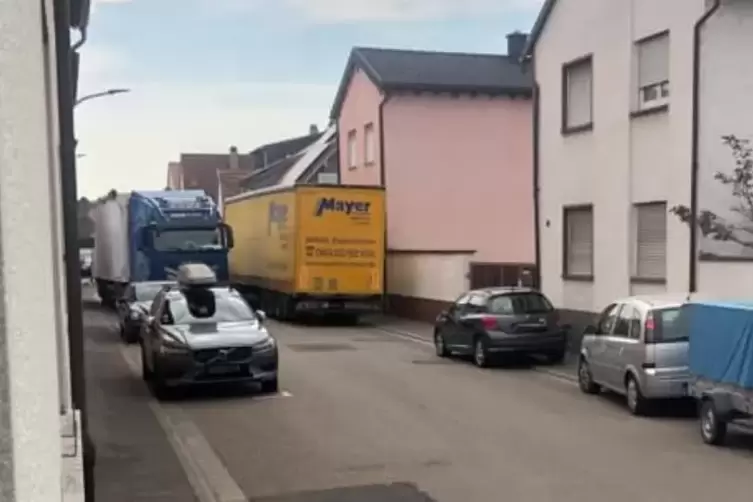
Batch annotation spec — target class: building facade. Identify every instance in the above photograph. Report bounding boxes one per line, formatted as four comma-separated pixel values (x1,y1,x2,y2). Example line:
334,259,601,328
0,0,85,499
527,0,753,328
331,39,536,321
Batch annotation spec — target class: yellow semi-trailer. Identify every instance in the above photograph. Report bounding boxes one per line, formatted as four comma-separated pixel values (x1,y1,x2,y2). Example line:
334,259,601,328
224,184,385,321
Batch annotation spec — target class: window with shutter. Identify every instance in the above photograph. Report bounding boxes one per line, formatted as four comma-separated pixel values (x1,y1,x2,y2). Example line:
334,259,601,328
637,32,669,109
634,202,667,280
563,57,593,132
564,206,594,278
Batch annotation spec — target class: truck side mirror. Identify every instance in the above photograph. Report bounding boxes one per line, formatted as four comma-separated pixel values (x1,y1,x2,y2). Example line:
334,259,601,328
222,223,234,249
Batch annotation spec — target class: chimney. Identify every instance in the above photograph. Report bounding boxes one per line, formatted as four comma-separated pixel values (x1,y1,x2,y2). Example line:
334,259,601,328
229,145,239,170
309,124,319,136
506,31,528,61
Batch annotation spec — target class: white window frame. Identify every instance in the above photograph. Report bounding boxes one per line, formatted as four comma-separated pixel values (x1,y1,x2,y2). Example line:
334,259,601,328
346,129,357,169
562,56,593,133
563,205,594,279
364,122,375,165
636,31,670,111
632,202,667,281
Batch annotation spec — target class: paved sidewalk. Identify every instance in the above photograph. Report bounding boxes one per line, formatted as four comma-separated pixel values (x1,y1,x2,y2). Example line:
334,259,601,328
84,306,198,502
365,315,579,381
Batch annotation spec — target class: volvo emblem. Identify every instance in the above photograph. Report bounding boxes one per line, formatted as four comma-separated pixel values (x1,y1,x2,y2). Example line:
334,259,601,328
217,349,231,360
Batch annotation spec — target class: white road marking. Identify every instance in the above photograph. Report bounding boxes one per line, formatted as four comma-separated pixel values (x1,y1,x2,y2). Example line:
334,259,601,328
367,326,579,387
367,327,434,347
119,346,247,502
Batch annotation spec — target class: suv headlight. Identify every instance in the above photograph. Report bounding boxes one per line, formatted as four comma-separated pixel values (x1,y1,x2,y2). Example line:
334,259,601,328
253,336,276,352
159,334,189,354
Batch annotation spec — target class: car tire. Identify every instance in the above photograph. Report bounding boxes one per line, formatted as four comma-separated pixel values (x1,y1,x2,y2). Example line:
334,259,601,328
577,358,600,394
260,378,279,394
140,344,152,382
473,337,490,368
626,374,649,416
434,330,449,358
700,399,727,446
123,326,138,345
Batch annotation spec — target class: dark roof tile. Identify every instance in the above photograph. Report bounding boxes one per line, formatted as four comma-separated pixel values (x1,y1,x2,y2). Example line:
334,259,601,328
330,45,533,118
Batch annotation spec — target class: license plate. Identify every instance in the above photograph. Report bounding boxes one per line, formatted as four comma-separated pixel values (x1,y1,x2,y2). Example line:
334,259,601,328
207,365,241,376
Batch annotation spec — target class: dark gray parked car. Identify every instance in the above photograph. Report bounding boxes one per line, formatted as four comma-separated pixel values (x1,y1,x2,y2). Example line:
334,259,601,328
433,287,569,367
116,281,175,344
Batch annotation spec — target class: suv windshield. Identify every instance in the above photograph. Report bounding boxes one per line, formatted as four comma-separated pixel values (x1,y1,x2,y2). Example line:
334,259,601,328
487,293,553,315
649,307,686,343
169,291,256,325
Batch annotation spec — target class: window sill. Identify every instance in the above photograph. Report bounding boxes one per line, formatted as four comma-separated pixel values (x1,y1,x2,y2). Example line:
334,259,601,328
561,123,593,136
630,277,666,285
561,274,594,282
699,253,753,263
630,104,669,119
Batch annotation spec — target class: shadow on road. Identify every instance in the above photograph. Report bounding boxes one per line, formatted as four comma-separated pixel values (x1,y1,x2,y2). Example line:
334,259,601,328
249,482,437,502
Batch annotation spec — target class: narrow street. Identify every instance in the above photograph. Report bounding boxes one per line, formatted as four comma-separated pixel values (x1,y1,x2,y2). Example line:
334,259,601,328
85,298,753,502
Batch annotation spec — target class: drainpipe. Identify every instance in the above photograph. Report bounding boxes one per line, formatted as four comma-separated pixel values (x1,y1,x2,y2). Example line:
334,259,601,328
378,92,391,311
53,0,95,500
689,0,722,293
532,76,542,290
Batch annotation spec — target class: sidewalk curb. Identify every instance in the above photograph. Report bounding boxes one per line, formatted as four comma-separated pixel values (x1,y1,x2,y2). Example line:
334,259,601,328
371,324,579,384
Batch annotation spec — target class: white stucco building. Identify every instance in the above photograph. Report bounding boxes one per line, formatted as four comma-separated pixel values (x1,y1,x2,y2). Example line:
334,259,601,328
525,0,753,320
0,0,84,500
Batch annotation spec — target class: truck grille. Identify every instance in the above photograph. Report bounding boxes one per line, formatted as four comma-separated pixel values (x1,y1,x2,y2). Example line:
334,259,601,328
194,347,253,363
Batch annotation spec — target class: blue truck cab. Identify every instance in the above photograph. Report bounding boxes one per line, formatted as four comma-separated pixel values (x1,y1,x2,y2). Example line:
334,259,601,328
131,190,233,282
92,189,234,307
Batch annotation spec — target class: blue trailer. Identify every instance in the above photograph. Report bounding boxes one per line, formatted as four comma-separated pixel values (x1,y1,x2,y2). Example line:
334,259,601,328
92,190,234,307
685,300,753,445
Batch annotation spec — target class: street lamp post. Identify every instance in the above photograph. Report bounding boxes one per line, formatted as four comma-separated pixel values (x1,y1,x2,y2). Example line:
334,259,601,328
75,88,130,107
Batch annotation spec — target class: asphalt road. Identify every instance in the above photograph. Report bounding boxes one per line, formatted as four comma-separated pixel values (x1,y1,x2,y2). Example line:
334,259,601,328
85,299,753,502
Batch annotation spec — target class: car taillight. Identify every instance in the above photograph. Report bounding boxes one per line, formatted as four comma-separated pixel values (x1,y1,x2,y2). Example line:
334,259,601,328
481,317,498,330
645,313,655,341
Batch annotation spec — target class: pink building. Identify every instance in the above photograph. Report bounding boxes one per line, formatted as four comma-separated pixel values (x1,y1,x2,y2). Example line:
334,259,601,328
330,33,536,321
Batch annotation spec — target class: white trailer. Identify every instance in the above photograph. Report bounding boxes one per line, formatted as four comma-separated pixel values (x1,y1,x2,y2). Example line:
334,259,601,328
92,193,130,305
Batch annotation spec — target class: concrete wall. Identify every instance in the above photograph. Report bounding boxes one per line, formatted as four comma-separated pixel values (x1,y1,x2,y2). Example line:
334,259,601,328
697,0,753,292
0,0,82,499
382,93,534,263
386,252,473,321
535,0,706,314
337,69,384,186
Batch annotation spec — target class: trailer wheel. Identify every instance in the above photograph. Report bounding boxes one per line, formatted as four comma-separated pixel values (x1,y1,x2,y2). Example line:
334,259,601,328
700,399,727,446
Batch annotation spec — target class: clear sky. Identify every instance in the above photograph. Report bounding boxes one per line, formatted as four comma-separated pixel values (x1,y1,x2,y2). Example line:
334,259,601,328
75,0,543,198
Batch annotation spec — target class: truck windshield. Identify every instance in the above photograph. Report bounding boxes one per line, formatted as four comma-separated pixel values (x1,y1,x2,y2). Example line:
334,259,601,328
152,229,223,251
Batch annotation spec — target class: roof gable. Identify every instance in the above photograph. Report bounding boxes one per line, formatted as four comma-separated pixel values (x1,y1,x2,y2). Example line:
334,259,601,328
522,0,558,59
329,46,533,119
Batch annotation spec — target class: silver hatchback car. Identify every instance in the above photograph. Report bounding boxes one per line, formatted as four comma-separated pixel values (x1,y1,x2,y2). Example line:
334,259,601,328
577,295,690,415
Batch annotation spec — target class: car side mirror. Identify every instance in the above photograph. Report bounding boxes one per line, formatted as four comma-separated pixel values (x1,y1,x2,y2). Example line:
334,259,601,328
583,324,597,335
146,316,157,329
256,310,267,323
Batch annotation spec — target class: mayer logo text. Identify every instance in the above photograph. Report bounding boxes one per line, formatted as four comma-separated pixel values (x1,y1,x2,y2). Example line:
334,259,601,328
314,197,371,217
268,201,289,234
